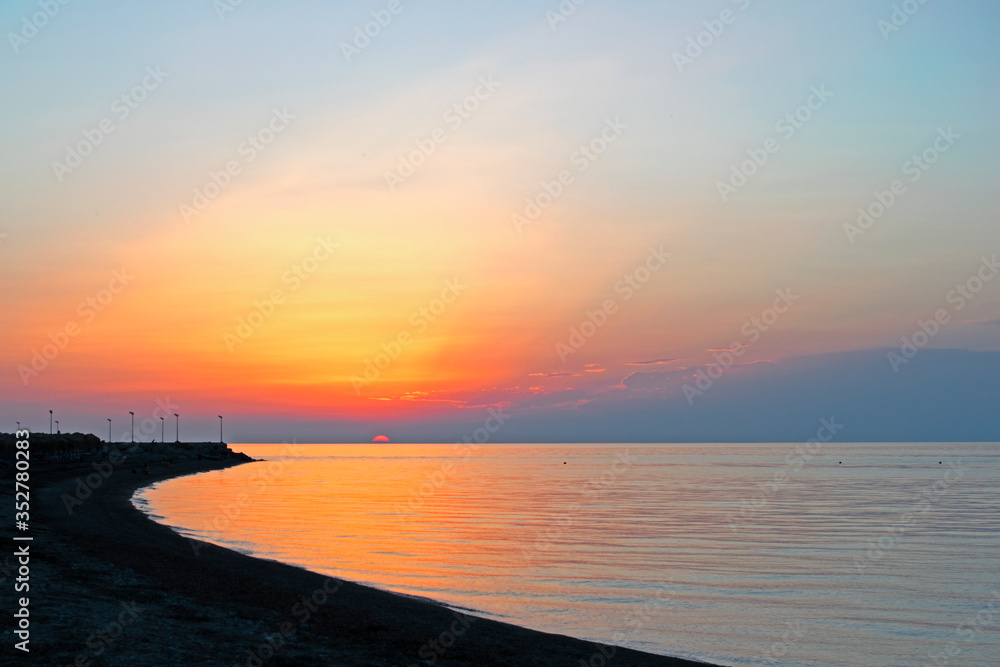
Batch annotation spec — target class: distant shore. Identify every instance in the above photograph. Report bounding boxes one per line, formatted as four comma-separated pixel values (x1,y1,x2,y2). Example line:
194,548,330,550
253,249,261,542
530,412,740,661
14,444,715,666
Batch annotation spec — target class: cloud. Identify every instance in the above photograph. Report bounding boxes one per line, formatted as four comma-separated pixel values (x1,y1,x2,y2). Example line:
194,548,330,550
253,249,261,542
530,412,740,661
554,399,592,409
160,348,1000,443
624,358,680,366
527,348,1000,442
707,344,750,353
621,370,674,391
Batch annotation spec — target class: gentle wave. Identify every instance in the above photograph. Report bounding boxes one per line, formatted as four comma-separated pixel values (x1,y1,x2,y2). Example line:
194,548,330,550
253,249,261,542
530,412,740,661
133,442,1000,667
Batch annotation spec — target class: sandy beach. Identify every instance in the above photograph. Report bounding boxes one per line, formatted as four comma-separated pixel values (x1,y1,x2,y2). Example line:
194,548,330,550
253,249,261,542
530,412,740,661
9,450,715,666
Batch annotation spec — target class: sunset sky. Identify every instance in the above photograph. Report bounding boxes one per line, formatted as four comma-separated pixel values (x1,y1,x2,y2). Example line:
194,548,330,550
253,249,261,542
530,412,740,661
2,1,998,443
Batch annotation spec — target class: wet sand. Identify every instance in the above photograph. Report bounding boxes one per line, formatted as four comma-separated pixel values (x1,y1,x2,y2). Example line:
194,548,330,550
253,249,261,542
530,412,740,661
14,455,716,666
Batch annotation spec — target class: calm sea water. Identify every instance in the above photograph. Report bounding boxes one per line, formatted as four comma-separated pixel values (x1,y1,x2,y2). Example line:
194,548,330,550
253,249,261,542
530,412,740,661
133,443,999,666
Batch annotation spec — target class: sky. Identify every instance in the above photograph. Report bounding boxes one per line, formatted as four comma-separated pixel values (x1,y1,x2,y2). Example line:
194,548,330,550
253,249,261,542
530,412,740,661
1,0,998,443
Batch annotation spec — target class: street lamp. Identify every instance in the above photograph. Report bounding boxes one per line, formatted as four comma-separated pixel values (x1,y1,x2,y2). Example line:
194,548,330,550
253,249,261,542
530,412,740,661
218,415,223,443
129,411,135,443
108,418,112,443
55,420,59,434
160,416,164,443
16,421,20,432
49,410,53,434
174,414,179,443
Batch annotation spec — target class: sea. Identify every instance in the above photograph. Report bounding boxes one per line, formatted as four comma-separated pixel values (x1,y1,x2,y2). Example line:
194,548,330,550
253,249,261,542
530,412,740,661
132,442,1000,666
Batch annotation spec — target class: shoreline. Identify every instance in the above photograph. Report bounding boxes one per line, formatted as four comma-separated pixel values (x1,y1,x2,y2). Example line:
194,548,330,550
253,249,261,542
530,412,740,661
20,453,716,666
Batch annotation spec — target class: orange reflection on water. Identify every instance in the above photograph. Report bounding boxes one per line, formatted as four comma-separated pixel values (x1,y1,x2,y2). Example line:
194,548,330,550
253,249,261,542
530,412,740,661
136,443,1000,666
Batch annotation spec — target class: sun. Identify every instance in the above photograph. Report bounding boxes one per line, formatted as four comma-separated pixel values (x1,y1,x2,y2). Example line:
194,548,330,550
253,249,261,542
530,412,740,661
372,435,390,443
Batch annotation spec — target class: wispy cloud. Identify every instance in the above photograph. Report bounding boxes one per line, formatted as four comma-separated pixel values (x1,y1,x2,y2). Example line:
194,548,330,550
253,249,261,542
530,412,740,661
620,370,674,391
624,358,680,367
554,399,592,409
707,344,750,353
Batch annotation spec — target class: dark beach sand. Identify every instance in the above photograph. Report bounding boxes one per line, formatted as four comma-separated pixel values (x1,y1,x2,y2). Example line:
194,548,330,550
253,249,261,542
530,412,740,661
12,455,717,666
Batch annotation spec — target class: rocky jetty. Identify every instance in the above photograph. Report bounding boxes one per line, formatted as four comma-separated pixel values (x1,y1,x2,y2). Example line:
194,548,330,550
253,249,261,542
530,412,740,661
0,432,253,465
0,431,103,458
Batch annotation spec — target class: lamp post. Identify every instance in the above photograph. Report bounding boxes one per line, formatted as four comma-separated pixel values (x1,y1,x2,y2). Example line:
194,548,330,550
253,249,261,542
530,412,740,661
55,420,59,434
49,410,53,434
160,417,164,443
218,415,223,443
129,411,135,443
16,421,20,432
174,414,179,443
108,418,112,444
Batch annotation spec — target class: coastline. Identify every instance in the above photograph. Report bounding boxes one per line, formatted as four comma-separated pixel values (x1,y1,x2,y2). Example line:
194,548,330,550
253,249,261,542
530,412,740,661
20,453,717,666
